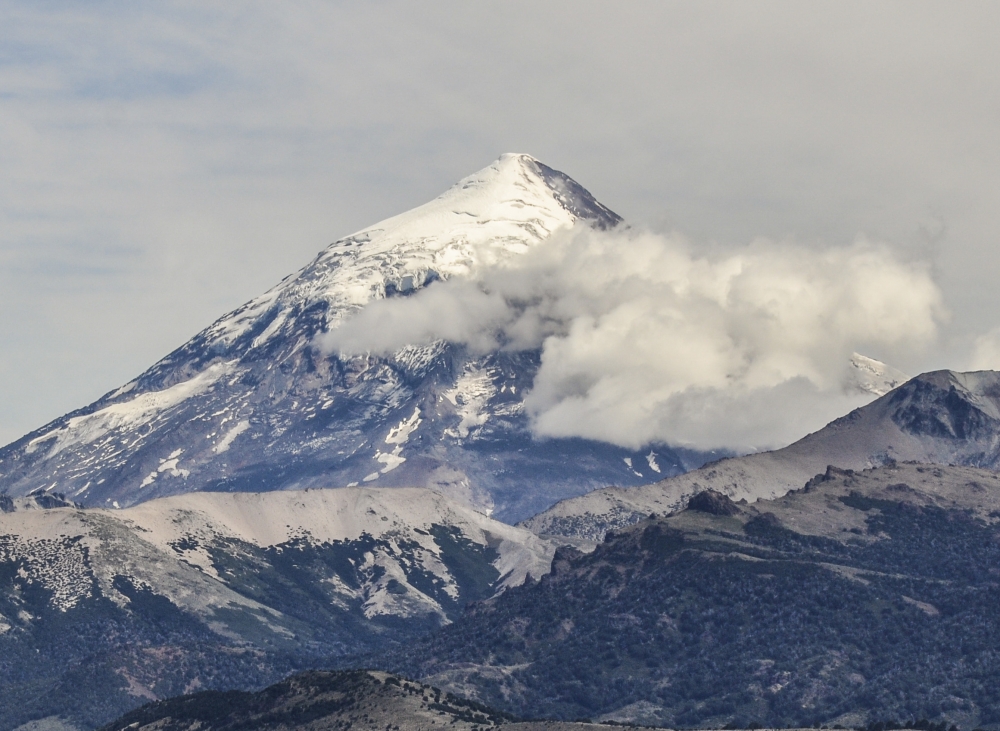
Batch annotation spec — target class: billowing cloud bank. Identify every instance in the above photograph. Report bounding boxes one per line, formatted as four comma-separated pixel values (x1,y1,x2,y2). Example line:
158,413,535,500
321,227,944,451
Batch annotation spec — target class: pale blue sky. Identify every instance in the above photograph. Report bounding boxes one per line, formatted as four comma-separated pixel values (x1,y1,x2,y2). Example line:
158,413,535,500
2,1,999,444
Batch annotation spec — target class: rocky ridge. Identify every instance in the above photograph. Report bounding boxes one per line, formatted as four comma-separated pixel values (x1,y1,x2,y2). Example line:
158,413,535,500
525,369,1000,541
0,486,553,731
99,669,650,731
382,462,1000,728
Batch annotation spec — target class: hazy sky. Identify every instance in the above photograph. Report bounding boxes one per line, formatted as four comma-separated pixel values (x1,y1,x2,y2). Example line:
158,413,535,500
2,1,999,445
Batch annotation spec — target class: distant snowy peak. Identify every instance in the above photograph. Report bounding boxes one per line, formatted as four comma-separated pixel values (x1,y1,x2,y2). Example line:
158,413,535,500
0,154,659,520
201,153,622,350
847,353,910,397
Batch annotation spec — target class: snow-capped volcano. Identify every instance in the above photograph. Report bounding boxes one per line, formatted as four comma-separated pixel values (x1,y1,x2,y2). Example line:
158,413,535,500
0,154,715,522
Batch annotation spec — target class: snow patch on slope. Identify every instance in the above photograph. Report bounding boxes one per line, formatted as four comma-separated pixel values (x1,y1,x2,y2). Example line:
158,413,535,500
385,408,421,446
140,449,191,488
0,526,93,611
26,363,234,458
214,419,250,454
847,353,910,396
373,408,423,477
444,367,495,439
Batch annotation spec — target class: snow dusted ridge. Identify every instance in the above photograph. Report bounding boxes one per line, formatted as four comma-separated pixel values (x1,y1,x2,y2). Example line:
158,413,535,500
0,154,720,523
846,353,909,397
523,369,1000,542
0,486,555,630
25,363,235,461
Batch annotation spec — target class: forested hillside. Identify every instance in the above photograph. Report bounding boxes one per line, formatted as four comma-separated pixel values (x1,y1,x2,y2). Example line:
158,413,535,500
378,463,1000,729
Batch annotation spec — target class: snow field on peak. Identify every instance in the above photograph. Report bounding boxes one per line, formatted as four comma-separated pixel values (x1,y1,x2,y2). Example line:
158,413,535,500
206,154,581,352
847,352,909,396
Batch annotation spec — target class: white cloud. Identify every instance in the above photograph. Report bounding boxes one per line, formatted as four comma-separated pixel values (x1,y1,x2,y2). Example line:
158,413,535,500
325,281,510,356
970,329,1000,371
323,226,945,451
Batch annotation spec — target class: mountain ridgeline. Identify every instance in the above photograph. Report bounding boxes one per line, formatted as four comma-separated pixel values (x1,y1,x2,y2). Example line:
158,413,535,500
526,369,1000,541
99,669,650,731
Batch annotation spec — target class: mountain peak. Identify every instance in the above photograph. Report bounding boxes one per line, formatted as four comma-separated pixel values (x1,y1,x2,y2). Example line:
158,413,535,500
847,352,909,396
484,153,621,230
201,154,621,348
0,155,653,519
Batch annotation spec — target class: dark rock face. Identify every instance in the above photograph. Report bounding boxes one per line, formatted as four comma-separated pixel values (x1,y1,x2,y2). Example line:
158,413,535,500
686,489,740,516
889,377,1000,442
531,159,623,230
803,465,857,491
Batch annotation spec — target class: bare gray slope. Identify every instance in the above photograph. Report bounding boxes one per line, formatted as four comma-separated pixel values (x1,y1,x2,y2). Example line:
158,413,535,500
0,486,553,635
524,369,1000,541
